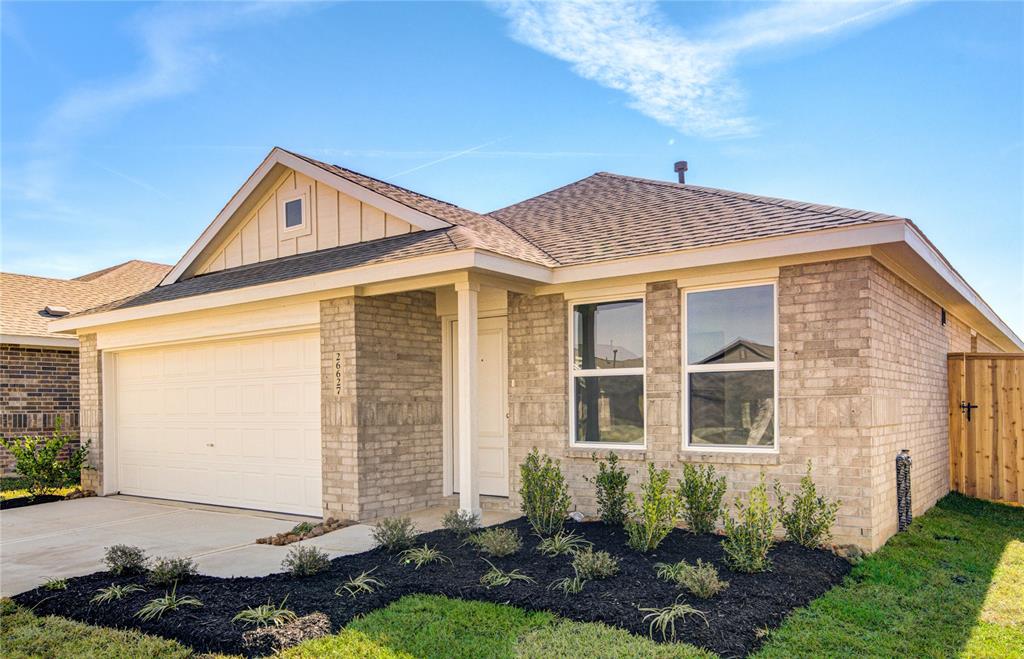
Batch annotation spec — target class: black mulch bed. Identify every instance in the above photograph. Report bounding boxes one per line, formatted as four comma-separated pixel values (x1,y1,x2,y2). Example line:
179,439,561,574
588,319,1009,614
0,494,66,510
13,517,850,657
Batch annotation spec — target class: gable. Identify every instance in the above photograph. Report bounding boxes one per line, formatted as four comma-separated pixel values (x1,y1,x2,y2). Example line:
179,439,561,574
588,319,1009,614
196,166,422,276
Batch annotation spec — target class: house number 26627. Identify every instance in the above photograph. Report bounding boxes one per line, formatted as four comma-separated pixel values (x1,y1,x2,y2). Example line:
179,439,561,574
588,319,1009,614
335,352,342,395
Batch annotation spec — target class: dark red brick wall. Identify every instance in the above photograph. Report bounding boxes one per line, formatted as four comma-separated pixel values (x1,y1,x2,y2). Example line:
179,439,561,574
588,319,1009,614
0,344,80,474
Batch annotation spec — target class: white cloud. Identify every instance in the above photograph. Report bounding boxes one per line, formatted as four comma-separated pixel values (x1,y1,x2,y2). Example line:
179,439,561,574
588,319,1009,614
494,1,911,138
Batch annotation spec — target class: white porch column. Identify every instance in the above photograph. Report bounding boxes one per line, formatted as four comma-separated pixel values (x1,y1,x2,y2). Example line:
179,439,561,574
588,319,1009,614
455,281,481,516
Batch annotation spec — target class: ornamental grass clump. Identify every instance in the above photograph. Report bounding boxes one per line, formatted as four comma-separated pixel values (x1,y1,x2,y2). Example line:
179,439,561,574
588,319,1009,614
372,516,418,552
335,568,385,598
721,473,780,573
519,448,571,537
467,527,522,557
479,560,535,589
536,530,591,557
399,545,451,569
585,452,630,525
678,464,727,534
91,583,146,604
655,559,728,598
775,461,841,548
232,598,298,628
640,600,708,641
136,584,202,621
625,463,679,552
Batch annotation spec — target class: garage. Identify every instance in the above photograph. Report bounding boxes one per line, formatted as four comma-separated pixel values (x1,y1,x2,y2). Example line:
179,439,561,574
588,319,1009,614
112,331,322,516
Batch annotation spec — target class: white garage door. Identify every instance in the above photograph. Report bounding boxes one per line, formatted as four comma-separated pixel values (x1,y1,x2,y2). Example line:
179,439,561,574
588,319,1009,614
115,332,322,516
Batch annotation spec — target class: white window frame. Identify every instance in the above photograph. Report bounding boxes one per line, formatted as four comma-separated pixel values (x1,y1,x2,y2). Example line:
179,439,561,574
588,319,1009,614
681,280,779,453
280,191,309,235
568,294,647,450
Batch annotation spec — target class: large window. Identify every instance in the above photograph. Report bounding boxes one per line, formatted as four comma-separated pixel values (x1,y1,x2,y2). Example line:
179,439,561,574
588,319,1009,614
684,283,777,450
570,298,645,447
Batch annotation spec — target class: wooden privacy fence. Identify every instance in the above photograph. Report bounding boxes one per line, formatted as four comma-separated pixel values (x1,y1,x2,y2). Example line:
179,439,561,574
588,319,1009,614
949,353,1024,504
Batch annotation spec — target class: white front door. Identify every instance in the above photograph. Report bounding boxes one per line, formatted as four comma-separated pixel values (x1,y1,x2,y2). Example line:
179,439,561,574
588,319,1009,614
452,316,509,497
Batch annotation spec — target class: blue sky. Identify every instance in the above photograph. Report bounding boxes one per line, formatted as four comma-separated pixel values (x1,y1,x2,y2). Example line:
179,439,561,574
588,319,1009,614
2,1,1022,334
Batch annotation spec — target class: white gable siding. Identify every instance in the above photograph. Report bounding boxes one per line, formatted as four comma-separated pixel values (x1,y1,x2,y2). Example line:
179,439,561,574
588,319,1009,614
197,167,421,275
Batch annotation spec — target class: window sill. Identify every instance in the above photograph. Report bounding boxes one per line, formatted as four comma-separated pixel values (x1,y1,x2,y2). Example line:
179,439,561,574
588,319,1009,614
565,447,647,461
678,449,780,466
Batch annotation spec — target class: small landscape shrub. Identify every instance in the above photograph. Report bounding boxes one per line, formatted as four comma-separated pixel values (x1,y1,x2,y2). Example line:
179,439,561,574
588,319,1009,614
678,464,727,534
371,516,418,552
467,527,522,557
148,556,197,586
625,463,679,552
775,461,841,548
42,577,67,591
233,598,297,628
549,573,587,595
103,544,149,575
282,545,331,577
91,583,145,604
479,560,535,588
0,417,89,496
335,568,385,598
536,530,591,557
519,448,572,536
571,548,619,579
136,584,202,621
291,522,316,536
441,509,480,537
655,559,728,598
585,452,630,525
639,600,708,640
400,544,451,569
721,473,780,573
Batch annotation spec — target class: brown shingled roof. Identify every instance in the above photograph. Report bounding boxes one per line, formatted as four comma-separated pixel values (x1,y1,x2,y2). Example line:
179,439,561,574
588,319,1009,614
0,261,170,339
487,172,905,266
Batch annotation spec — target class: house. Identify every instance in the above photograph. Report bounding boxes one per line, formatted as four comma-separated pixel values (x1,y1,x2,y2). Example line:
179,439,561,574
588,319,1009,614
0,261,170,473
48,148,1021,549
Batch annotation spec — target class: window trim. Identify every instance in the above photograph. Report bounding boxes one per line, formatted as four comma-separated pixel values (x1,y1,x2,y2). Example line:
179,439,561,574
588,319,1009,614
681,280,779,453
280,191,309,235
567,294,647,450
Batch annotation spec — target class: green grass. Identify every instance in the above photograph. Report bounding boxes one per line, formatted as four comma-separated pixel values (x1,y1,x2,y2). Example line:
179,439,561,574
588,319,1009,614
755,493,1024,658
3,494,1020,658
0,599,191,658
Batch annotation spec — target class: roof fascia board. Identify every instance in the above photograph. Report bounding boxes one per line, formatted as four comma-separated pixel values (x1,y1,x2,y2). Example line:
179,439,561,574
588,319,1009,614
0,333,79,348
161,148,453,287
49,250,552,333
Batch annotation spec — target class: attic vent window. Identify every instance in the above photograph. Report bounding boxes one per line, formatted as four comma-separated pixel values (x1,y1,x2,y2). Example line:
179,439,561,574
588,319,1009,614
44,305,70,317
284,198,303,228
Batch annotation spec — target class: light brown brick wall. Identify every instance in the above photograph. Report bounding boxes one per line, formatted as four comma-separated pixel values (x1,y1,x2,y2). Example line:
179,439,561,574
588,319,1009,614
0,344,80,474
78,334,103,492
320,292,443,520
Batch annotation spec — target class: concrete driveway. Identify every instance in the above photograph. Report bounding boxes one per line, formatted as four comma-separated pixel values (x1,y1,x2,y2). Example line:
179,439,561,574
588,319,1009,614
0,496,376,596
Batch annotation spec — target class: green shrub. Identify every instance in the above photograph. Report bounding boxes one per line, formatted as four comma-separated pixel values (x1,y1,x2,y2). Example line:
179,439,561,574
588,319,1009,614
148,556,197,586
585,452,630,525
519,448,571,536
103,545,149,576
441,509,480,537
290,522,315,536
41,577,68,591
624,463,679,552
400,545,451,569
371,516,418,552
0,417,89,496
655,559,728,598
678,464,727,534
233,598,297,628
571,548,619,579
281,545,331,577
536,530,591,557
467,527,522,557
775,461,841,548
91,583,146,604
548,573,587,595
721,473,780,573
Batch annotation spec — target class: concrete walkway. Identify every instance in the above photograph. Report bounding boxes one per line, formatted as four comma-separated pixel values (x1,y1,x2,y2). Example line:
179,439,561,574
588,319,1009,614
1,495,518,596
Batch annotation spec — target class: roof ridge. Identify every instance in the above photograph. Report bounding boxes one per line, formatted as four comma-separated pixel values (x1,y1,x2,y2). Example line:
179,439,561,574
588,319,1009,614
486,173,602,216
1,271,98,285
593,172,906,222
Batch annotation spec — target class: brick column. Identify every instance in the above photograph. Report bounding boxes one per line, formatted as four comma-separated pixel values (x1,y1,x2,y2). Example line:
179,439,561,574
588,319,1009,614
78,334,103,493
320,296,359,520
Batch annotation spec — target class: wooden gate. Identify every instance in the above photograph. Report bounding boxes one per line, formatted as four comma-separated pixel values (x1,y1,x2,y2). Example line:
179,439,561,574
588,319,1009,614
949,353,1024,503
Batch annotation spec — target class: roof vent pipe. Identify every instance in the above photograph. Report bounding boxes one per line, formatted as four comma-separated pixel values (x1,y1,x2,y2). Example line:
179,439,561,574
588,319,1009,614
674,160,688,184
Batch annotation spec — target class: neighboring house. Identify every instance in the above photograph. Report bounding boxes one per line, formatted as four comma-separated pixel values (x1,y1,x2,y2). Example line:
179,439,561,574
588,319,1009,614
49,148,1020,549
0,261,170,474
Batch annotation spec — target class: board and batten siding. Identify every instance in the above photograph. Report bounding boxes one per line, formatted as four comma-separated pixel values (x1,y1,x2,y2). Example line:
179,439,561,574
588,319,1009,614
197,167,420,275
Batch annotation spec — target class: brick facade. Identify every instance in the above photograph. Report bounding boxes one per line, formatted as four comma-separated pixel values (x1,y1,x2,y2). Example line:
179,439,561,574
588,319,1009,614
321,291,443,521
0,343,80,474
79,334,103,493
